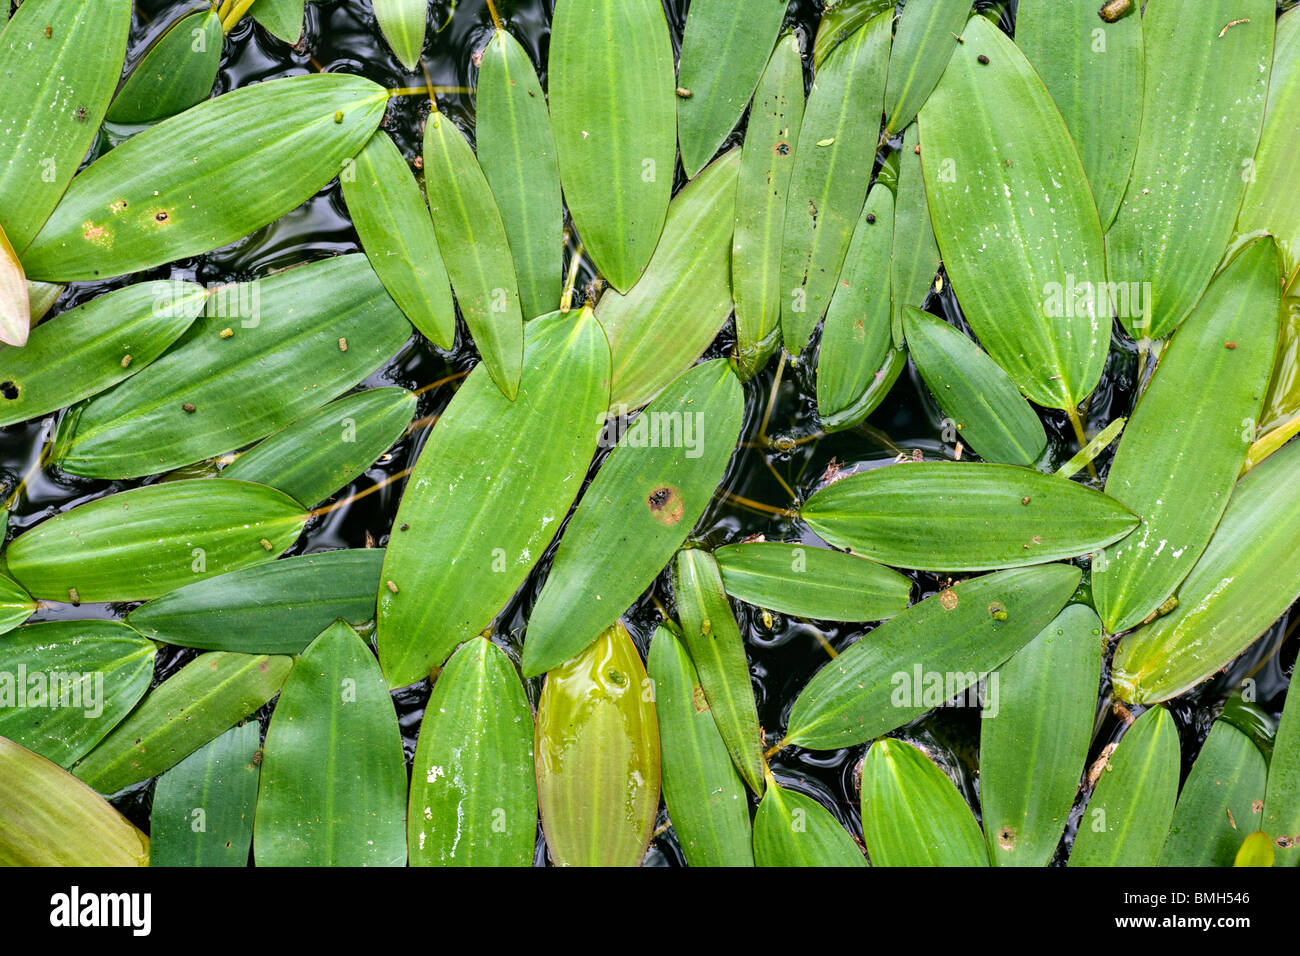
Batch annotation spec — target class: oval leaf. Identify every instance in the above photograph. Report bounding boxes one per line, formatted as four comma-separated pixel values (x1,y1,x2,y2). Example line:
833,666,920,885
105,9,224,124
882,0,969,136
374,0,426,70
753,781,865,867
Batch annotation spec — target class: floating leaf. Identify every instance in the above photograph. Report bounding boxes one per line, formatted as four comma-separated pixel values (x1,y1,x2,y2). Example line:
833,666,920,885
1265,682,1300,866
1237,8,1300,274
223,387,415,508
733,34,805,380
1069,705,1180,867
0,621,156,767
1112,439,1300,703
73,652,293,795
52,256,412,478
423,108,524,399
408,637,537,867
671,549,766,795
0,575,34,636
379,309,609,688
6,479,307,603
374,0,426,70
979,604,1103,867
1236,830,1276,867
713,541,911,622
150,723,260,867
1160,721,1266,867
903,308,1048,467
522,359,744,677
676,0,788,178
1016,0,1142,229
882,0,969,136
0,280,207,428
0,223,27,347
781,12,890,354
255,622,406,866
126,550,384,655
1094,238,1281,634
252,0,307,43
784,564,1081,750
342,131,456,349
0,0,131,253
0,736,148,866
812,0,894,69
477,27,563,321
890,123,940,344
646,627,753,867
595,150,740,411
860,739,987,866
21,74,388,281
799,462,1138,572
536,622,659,867
105,8,223,124
753,781,865,867
918,15,1107,409
1105,0,1273,340
549,0,675,292
816,184,894,430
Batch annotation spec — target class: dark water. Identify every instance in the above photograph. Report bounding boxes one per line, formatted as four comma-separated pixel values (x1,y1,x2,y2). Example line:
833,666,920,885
2,0,1294,865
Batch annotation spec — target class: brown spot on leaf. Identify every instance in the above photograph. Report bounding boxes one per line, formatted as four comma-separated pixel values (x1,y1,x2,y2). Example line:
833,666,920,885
997,826,1017,850
939,589,959,610
692,685,710,714
647,485,685,525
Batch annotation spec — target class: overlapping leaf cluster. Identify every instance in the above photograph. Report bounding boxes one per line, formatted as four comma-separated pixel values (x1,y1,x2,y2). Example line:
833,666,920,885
0,0,1298,868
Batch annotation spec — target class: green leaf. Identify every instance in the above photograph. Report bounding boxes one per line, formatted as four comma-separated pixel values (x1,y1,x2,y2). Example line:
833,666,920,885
816,345,907,433
1069,705,1180,867
0,574,35,636
1015,0,1142,229
781,12,890,354
1104,0,1274,340
0,736,148,866
753,780,865,867
223,387,415,508
1237,8,1300,275
254,621,406,866
890,124,941,345
1094,239,1281,633
150,723,260,867
812,0,895,69
784,564,1081,750
477,28,563,321
1160,721,1267,866
105,9,223,124
800,462,1138,572
676,0,787,178
1112,438,1300,704
423,109,524,400
549,0,675,292
408,637,537,867
72,651,293,795
342,131,456,349
0,621,156,767
816,184,894,429
0,0,131,253
52,256,412,478
860,738,988,866
671,549,766,795
595,150,740,412
979,604,1104,866
713,541,912,622
733,34,805,381
882,0,969,136
126,549,384,655
903,308,1049,467
521,359,744,677
0,223,26,347
1261,267,1300,435
1236,830,1276,867
1265,680,1300,866
646,627,754,867
6,479,307,603
918,15,1108,409
378,309,610,688
0,280,207,428
26,279,63,326
374,0,426,70
21,74,388,281
252,0,307,44
536,622,660,867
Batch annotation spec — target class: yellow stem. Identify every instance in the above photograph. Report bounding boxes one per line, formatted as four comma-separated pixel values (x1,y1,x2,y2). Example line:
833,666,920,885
221,0,257,33
389,86,473,97
758,352,786,446
485,0,504,31
560,241,585,313
1065,405,1100,481
308,465,416,520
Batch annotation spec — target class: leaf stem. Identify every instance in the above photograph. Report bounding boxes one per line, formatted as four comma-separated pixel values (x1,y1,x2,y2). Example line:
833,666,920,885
220,0,257,33
485,0,504,31
560,240,585,313
1065,404,1100,481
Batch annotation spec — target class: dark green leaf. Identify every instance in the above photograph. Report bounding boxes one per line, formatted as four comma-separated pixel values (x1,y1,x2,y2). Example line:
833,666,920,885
1265,679,1300,866
882,0,969,136
0,574,34,636
753,781,865,867
374,0,426,70
890,123,940,345
252,0,307,44
106,9,223,124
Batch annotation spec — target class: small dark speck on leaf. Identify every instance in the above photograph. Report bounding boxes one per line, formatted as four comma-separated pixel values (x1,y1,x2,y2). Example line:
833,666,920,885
182,403,196,413
0,381,18,400
866,212,876,224
977,54,990,65
1225,342,1237,349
